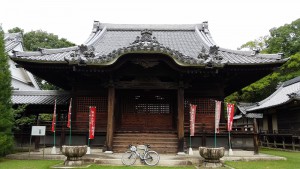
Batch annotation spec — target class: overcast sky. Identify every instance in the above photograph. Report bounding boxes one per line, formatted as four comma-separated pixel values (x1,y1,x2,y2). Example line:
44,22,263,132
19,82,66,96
1,0,299,49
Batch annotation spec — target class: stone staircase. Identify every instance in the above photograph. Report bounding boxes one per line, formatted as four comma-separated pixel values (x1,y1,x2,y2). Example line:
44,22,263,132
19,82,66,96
113,132,178,153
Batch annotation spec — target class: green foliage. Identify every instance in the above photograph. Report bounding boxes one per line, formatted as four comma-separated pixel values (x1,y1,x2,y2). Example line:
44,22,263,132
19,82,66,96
23,30,75,51
8,27,24,35
266,18,300,56
228,18,300,103
0,27,14,156
39,113,52,121
13,105,36,131
239,35,269,52
8,27,75,90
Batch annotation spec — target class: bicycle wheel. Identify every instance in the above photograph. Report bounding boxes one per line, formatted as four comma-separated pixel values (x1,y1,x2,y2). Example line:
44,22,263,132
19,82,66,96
144,151,160,166
121,151,137,166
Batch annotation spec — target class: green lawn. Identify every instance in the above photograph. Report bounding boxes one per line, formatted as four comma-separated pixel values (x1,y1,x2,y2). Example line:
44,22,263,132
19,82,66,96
1,148,300,169
0,159,61,169
0,159,194,169
225,148,300,169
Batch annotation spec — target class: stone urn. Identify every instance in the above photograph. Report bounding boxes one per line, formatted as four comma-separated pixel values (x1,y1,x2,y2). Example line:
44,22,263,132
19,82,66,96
199,147,225,168
62,145,88,166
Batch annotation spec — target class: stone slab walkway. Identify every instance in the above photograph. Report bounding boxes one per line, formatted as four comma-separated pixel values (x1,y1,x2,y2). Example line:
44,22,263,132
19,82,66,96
6,148,286,166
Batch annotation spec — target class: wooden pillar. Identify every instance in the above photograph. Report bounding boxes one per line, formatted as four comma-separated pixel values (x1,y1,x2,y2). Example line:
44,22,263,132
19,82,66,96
274,136,277,148
253,118,259,154
177,87,185,153
106,86,115,152
292,137,295,150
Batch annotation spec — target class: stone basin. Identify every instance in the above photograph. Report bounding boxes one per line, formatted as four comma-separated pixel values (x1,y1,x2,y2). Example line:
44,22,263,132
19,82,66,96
62,145,87,166
199,147,225,168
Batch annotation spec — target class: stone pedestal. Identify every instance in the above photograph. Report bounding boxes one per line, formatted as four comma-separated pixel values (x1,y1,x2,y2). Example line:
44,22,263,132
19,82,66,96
199,147,225,168
62,145,87,166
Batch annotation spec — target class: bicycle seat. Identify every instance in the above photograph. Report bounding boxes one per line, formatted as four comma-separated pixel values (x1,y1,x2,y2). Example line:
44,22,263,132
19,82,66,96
137,145,147,150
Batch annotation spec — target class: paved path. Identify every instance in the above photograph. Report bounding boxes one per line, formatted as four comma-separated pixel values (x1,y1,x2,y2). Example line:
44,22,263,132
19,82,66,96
6,148,286,166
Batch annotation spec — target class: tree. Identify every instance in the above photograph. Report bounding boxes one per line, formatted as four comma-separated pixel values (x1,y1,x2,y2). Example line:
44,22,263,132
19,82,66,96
8,28,75,90
228,18,300,103
8,27,24,35
23,30,75,51
0,27,14,156
238,35,269,52
266,18,300,56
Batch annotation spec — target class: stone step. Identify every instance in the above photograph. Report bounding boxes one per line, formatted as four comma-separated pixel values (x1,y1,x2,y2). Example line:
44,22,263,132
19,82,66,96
113,137,178,142
113,132,178,153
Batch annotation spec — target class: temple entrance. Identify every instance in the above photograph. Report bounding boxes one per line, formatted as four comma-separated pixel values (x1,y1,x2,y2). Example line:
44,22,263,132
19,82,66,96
117,90,176,132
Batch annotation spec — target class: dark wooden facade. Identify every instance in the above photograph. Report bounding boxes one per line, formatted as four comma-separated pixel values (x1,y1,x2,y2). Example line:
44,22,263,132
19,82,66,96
11,22,287,153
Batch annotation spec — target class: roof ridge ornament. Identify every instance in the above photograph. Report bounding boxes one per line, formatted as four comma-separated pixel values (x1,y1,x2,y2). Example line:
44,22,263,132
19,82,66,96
92,21,101,33
251,49,260,56
287,92,297,99
78,44,95,58
131,29,160,45
198,45,225,68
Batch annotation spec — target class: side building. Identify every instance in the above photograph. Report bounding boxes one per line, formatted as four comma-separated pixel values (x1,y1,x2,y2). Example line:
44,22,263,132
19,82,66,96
10,21,287,153
4,33,40,90
237,76,300,150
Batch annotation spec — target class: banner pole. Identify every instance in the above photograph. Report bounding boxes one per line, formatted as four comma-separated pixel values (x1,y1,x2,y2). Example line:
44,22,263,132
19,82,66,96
189,135,192,148
214,132,216,148
53,112,56,147
88,106,90,147
228,131,231,149
87,106,91,154
54,130,56,147
69,122,72,145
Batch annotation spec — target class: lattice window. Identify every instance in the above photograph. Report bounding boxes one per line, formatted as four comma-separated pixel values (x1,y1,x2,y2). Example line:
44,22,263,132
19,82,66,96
122,93,171,114
184,98,215,114
77,96,108,113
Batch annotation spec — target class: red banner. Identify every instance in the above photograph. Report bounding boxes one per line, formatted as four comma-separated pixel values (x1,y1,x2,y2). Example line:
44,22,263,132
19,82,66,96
215,101,222,133
190,104,197,136
67,98,72,128
89,106,96,139
51,99,57,132
227,103,235,131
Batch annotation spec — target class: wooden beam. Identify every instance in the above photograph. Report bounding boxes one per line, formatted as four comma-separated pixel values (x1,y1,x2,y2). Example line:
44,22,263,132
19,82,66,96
106,86,115,152
177,88,184,153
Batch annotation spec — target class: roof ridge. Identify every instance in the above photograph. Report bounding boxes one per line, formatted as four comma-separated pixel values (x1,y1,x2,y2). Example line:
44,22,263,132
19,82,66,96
38,46,78,54
98,22,204,31
247,85,284,112
283,76,300,87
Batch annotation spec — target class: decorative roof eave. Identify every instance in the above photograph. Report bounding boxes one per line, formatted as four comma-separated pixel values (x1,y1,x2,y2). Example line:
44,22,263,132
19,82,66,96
65,29,228,68
64,43,227,67
233,113,263,120
10,46,79,64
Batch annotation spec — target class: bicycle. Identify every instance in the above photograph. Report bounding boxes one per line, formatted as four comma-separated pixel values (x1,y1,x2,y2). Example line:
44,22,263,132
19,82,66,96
121,144,160,166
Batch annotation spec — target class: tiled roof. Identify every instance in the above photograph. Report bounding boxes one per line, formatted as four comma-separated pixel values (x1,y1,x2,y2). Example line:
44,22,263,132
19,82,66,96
11,21,287,67
12,90,71,105
234,103,263,119
246,76,300,112
4,33,23,53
